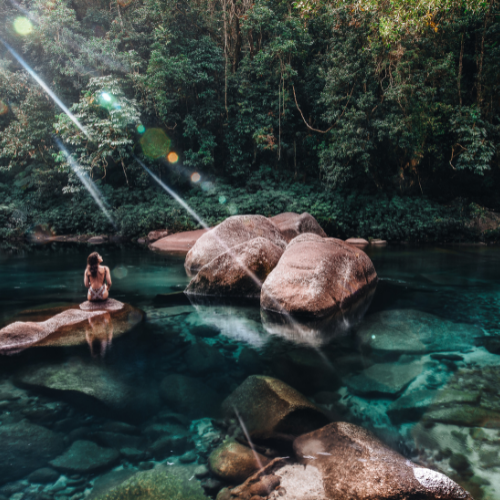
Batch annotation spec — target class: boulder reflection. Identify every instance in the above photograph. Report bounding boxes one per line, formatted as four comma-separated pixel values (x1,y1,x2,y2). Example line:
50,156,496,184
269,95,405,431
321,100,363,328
261,287,375,347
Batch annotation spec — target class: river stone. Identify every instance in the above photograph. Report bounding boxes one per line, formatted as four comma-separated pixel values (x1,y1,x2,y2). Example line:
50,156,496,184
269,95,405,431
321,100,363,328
261,233,377,318
344,361,423,397
28,467,60,484
185,237,283,297
80,299,124,312
92,466,208,500
209,440,270,483
50,440,119,474
222,375,329,442
345,238,369,247
0,421,65,484
185,215,286,274
15,358,160,423
356,309,482,355
88,470,137,500
269,212,327,243
293,422,472,500
160,374,222,418
185,341,225,374
149,228,210,254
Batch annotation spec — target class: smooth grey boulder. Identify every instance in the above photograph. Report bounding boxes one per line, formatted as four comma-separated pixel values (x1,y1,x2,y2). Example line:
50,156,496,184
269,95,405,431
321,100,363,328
0,421,65,484
356,309,482,355
344,361,423,397
50,440,119,474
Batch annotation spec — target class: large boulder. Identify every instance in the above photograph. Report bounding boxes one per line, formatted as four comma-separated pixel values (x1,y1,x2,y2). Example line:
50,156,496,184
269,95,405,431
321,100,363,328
292,422,472,500
209,440,270,483
261,233,377,318
185,237,283,298
0,421,66,484
159,374,223,418
185,215,286,274
222,375,329,442
15,358,160,423
149,228,209,254
269,212,327,243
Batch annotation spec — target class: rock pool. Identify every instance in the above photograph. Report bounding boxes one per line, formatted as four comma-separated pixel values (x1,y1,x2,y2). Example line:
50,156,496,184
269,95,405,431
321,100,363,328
1,243,500,499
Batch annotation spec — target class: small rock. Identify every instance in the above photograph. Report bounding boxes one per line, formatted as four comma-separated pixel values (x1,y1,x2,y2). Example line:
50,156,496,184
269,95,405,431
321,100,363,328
49,440,119,474
28,468,60,484
209,440,270,483
202,478,223,495
149,435,192,459
138,462,155,471
185,343,225,375
194,465,209,479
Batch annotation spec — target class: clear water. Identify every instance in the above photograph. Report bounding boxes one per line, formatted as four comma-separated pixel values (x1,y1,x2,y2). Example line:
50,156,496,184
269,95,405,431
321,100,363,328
1,243,500,500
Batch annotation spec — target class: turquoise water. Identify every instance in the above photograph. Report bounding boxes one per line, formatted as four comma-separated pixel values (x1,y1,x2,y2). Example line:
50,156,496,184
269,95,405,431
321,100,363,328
1,244,500,499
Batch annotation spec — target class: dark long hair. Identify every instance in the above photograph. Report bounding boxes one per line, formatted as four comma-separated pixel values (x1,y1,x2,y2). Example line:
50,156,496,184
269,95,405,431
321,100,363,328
87,252,99,278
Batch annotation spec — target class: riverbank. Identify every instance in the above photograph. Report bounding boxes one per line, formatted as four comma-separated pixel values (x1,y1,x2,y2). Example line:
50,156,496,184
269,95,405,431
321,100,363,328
2,182,499,244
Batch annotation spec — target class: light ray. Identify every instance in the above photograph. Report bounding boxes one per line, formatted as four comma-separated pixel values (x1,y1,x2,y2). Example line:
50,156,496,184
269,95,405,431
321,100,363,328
233,407,265,471
0,38,89,138
56,139,116,228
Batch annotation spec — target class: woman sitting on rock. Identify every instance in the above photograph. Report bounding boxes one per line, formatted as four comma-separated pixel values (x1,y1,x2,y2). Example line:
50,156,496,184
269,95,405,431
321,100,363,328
84,252,112,301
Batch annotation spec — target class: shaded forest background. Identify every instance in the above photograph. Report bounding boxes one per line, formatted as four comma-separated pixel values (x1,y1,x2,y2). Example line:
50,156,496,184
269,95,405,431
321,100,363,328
0,0,499,241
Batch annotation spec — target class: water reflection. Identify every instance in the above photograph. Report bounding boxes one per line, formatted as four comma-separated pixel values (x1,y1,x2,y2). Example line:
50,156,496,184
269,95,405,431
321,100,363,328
261,287,375,347
86,312,113,358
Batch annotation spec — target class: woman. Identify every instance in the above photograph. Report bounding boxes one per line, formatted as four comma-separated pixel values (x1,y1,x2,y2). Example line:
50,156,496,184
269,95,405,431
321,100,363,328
84,252,112,301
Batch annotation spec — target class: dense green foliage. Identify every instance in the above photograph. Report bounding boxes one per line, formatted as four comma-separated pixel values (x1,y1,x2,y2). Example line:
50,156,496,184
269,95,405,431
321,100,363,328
0,0,499,241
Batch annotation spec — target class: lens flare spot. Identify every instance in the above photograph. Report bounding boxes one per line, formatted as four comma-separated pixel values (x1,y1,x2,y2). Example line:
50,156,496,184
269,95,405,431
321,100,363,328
228,203,238,215
117,0,133,6
219,195,227,204
201,181,214,192
140,128,171,159
136,124,145,134
191,172,201,183
102,92,112,102
14,17,33,35
113,265,128,280
167,152,179,163
0,101,8,115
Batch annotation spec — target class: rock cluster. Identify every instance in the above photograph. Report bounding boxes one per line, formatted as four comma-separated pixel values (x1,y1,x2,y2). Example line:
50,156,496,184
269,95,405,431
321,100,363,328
183,213,377,325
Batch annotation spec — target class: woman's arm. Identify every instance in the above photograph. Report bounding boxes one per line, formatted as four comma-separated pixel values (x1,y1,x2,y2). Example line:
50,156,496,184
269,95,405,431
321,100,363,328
84,267,90,288
105,267,112,288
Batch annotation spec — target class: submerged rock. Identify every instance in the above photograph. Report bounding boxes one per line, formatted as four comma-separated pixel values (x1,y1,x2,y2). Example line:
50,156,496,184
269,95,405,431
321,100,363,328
269,212,327,243
356,309,482,355
261,233,377,318
222,375,329,442
15,358,160,423
185,237,283,298
160,374,223,418
27,467,60,484
293,422,472,500
185,215,286,275
209,440,270,483
50,440,119,474
0,421,65,484
92,466,208,500
344,361,423,397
